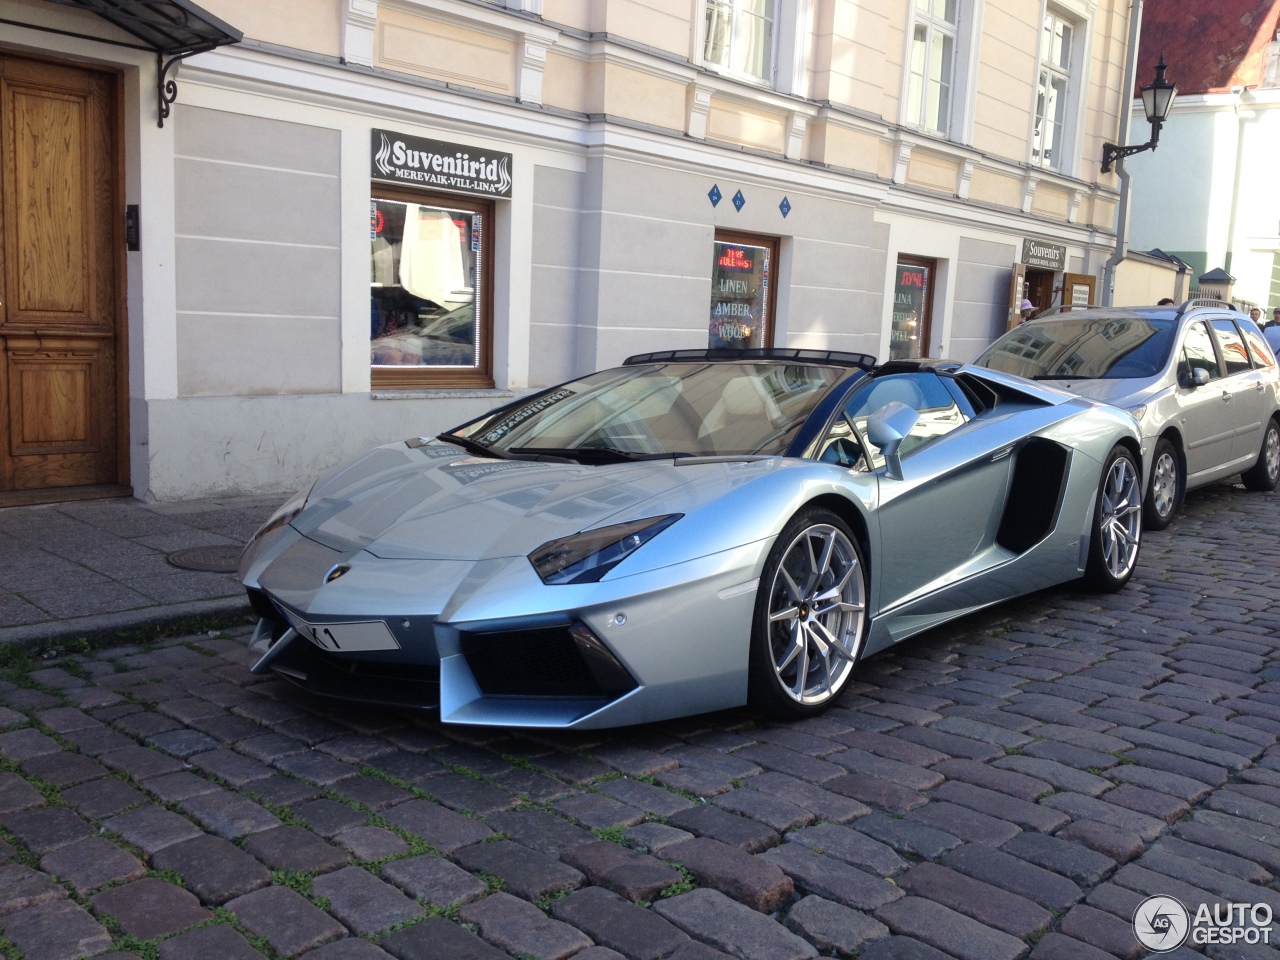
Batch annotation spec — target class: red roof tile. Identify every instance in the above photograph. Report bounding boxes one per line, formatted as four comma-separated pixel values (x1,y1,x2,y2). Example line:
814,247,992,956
1139,0,1280,95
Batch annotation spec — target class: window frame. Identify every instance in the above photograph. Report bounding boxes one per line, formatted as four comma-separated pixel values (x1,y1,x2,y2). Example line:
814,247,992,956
701,0,780,86
370,184,495,390
1030,6,1086,173
905,0,960,137
709,229,779,351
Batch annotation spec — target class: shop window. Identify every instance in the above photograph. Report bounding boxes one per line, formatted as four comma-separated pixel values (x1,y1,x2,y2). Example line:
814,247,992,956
890,257,936,360
709,232,778,350
906,0,958,135
370,188,493,388
704,0,777,84
1032,10,1078,171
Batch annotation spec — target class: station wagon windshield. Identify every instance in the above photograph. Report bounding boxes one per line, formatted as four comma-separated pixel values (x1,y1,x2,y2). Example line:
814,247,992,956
452,362,845,460
976,316,1176,380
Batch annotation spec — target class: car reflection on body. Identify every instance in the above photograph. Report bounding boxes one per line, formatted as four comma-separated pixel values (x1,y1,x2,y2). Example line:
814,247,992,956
239,348,1144,729
975,300,1280,529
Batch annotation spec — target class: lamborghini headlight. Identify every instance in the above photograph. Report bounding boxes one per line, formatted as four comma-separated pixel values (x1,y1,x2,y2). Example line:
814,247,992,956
530,515,682,585
252,481,315,542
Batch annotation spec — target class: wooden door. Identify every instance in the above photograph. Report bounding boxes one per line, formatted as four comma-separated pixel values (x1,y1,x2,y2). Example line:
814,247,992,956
1063,272,1096,311
1006,262,1026,332
0,55,125,501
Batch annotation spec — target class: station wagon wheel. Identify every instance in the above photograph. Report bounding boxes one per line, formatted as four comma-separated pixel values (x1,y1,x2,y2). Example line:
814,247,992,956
1084,446,1142,592
1143,437,1180,530
749,508,867,717
1240,417,1280,492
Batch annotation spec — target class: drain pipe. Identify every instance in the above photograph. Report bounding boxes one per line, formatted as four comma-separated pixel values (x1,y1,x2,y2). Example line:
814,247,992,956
1101,0,1144,306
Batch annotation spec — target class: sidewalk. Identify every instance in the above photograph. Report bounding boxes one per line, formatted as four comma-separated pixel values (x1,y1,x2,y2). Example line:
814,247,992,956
0,494,284,646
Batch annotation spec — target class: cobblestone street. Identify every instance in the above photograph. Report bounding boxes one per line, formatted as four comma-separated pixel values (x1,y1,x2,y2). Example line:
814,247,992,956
0,480,1278,960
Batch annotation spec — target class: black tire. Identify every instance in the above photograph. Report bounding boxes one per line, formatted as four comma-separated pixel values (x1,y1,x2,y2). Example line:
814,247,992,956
1083,445,1143,593
1142,437,1180,531
1240,417,1280,492
748,507,868,719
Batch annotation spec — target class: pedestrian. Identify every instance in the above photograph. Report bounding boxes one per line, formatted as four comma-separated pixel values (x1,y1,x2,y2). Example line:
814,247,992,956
1019,298,1035,323
1249,307,1263,327
1272,306,1280,329
1157,297,1175,305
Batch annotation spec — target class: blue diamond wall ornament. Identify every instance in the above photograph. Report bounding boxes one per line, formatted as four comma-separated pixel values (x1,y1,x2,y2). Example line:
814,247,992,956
779,197,791,218
732,189,746,211
708,184,722,207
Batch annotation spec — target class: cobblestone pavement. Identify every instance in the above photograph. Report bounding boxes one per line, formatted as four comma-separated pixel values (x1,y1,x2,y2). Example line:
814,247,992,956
1,480,1279,960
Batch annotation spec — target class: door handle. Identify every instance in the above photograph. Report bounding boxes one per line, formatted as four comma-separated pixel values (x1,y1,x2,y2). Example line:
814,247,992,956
1257,382,1266,392
1222,391,1232,402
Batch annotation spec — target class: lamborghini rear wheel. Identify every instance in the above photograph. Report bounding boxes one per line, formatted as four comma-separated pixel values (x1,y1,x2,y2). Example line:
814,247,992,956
749,508,867,718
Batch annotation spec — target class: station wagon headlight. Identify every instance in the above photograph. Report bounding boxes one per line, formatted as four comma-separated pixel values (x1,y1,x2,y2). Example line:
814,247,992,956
530,515,682,584
1127,404,1148,421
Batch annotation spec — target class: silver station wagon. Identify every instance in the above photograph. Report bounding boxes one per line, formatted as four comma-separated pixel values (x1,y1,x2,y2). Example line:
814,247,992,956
976,300,1280,528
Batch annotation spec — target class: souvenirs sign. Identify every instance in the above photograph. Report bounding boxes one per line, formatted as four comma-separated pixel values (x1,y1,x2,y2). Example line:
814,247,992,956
373,129,512,198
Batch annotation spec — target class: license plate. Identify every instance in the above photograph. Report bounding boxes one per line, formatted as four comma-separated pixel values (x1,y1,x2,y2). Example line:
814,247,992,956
285,614,400,652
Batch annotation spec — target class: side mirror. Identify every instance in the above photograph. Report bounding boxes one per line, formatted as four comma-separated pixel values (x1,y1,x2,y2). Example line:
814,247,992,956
1180,367,1211,388
866,401,920,480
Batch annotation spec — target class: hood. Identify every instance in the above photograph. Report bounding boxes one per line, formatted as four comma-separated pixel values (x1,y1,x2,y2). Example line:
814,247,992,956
290,442,727,560
1042,376,1156,408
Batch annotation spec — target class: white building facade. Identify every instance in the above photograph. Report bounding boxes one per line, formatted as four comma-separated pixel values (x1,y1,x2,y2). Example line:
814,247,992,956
0,0,1136,502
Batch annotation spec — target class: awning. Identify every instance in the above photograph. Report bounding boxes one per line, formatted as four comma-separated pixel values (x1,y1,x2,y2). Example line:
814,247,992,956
4,0,242,126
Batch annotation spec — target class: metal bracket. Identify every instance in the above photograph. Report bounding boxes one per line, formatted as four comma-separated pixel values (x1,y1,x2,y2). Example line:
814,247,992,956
1101,139,1155,174
157,50,201,128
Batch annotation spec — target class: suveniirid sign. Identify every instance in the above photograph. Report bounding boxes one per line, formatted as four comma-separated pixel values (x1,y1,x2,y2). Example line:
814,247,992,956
1021,238,1066,271
372,129,512,198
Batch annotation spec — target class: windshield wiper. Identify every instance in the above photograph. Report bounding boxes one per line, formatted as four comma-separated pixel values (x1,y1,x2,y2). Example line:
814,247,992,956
1032,375,1085,381
437,435,578,464
514,445,693,464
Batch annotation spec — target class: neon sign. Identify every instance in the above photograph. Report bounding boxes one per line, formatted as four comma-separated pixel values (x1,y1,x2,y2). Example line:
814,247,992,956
717,247,754,271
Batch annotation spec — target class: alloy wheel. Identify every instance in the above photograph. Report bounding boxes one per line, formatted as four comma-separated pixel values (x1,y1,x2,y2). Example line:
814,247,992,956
1100,455,1142,580
1265,424,1280,483
767,524,865,704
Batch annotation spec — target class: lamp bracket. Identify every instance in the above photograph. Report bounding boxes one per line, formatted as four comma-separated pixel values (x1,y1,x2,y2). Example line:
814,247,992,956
1101,138,1156,174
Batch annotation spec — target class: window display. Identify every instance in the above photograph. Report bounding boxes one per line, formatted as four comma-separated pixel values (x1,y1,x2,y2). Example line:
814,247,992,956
891,258,935,360
370,191,492,386
709,233,776,350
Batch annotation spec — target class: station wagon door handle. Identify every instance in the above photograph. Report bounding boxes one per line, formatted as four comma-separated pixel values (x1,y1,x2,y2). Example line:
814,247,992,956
1222,391,1232,402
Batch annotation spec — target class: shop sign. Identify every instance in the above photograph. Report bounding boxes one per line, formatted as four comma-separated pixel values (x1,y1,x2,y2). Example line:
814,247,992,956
372,129,512,198
1021,238,1066,271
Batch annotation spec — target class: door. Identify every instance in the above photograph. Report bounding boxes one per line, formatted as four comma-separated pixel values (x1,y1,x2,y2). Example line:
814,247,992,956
840,371,1012,613
0,55,124,499
1006,262,1026,332
1063,272,1095,311
1175,320,1236,482
1210,318,1268,464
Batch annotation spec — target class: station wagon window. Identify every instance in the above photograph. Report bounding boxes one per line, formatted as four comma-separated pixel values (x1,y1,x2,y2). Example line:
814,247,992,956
371,188,493,388
1241,323,1277,367
1210,319,1251,374
1179,321,1222,383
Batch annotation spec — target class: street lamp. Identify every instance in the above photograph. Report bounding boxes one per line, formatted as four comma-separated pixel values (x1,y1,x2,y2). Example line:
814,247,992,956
1101,55,1178,173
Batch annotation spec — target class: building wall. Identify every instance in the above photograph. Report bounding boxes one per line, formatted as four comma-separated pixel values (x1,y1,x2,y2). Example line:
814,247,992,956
174,107,342,398
0,0,1134,500
1127,89,1280,308
952,237,1018,361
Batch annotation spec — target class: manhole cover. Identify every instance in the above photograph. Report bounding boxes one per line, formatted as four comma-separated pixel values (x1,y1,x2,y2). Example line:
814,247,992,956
167,545,243,573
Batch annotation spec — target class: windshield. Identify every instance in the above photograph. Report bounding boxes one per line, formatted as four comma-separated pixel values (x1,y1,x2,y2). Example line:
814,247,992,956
975,315,1176,380
454,362,847,460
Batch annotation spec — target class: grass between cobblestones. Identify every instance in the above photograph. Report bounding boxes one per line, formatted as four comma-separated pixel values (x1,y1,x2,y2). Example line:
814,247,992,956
2,490,1279,958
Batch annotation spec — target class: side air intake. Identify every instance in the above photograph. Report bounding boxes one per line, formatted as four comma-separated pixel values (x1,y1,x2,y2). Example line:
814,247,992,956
996,439,1070,553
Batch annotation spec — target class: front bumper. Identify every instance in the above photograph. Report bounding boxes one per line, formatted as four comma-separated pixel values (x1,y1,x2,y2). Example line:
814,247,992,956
241,527,766,729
